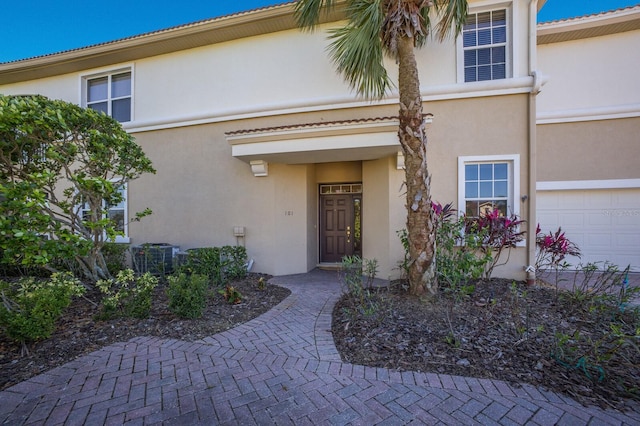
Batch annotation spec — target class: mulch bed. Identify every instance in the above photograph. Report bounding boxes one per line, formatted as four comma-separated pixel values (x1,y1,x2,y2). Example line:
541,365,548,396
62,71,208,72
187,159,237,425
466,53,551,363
0,273,290,391
2,273,638,413
332,278,640,411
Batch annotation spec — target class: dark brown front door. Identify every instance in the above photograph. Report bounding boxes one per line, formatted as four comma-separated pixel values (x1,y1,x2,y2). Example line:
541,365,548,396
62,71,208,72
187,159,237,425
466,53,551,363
320,194,361,263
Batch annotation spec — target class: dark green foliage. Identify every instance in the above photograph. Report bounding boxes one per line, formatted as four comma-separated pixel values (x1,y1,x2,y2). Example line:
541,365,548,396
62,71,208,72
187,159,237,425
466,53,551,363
0,273,84,354
166,273,209,319
102,243,130,275
177,246,247,285
220,246,249,281
0,95,155,281
432,203,487,293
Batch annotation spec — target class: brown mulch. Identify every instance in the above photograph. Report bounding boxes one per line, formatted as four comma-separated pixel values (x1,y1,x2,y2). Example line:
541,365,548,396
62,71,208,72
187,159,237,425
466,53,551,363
0,273,290,392
332,279,640,411
1,273,638,413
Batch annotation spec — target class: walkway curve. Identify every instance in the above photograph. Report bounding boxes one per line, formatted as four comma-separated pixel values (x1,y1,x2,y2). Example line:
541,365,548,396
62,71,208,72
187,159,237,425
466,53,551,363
1,269,639,425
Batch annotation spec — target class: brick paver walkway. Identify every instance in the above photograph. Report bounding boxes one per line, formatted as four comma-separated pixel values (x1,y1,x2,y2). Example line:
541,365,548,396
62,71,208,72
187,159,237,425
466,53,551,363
1,269,639,425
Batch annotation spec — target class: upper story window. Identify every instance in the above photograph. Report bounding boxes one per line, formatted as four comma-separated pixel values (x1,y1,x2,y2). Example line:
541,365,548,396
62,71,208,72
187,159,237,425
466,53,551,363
461,9,508,83
85,70,132,122
458,155,520,218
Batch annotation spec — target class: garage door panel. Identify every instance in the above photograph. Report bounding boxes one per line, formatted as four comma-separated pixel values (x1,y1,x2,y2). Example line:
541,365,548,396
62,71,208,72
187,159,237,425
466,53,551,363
558,193,586,208
585,233,612,248
537,188,640,271
614,194,640,208
558,212,584,226
616,214,640,226
617,232,640,248
587,192,614,208
538,194,560,209
586,212,611,226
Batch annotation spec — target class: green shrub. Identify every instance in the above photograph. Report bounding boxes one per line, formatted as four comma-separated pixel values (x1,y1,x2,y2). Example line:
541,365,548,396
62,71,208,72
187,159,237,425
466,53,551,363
0,272,85,354
102,243,130,275
178,248,220,280
220,246,248,281
96,269,158,319
177,246,247,285
339,255,379,316
429,202,488,295
166,273,209,319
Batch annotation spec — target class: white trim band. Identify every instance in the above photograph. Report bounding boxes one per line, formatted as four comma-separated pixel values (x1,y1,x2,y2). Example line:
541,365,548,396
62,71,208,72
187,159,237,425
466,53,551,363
537,103,640,124
125,78,534,134
537,179,640,191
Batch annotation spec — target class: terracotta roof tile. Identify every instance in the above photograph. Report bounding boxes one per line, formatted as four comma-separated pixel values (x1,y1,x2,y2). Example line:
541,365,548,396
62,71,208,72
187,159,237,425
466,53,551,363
225,114,434,136
538,4,640,26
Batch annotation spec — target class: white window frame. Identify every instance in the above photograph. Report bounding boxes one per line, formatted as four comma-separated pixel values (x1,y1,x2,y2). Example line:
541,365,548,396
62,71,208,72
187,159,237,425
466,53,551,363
81,66,134,123
77,183,130,244
457,2,512,83
458,154,520,219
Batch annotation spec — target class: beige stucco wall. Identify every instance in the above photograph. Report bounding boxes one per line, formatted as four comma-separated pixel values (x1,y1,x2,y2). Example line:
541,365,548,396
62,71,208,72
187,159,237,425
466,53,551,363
537,118,640,182
123,90,531,279
428,94,530,209
129,123,318,277
427,94,530,279
537,29,640,115
362,158,393,278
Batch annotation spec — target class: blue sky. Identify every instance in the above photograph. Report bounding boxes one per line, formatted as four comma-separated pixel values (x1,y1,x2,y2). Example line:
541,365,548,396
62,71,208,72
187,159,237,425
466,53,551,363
1,0,638,63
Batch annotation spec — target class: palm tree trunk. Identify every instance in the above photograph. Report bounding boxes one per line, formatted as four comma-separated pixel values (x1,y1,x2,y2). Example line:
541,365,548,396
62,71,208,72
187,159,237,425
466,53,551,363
397,35,437,296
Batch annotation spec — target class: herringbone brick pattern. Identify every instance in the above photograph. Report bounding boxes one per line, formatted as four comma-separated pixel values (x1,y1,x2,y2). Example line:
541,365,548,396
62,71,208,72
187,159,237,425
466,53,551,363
1,270,639,425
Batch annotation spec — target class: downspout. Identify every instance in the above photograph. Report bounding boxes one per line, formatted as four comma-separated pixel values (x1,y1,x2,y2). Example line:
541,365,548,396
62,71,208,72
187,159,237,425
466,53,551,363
527,0,541,285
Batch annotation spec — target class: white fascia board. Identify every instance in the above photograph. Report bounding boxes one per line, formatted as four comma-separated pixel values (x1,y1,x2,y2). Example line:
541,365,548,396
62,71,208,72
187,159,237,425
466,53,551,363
231,131,398,158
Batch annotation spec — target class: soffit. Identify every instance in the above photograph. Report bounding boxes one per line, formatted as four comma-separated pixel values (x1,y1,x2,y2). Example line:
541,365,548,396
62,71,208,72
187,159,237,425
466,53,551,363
537,5,640,44
0,1,347,85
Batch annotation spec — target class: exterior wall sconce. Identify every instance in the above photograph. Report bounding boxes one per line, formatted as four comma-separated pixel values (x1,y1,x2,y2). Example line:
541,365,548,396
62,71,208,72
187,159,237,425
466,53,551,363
250,160,268,177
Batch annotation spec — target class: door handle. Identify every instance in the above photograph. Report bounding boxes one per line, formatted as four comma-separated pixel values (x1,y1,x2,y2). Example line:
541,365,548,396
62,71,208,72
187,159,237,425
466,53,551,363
346,226,351,243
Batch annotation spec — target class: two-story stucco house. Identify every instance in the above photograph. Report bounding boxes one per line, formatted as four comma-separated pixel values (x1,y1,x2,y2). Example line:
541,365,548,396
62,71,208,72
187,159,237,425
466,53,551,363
536,5,640,272
0,1,638,280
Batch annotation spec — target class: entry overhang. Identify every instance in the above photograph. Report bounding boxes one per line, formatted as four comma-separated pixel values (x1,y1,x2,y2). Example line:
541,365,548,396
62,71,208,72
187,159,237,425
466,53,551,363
226,117,431,165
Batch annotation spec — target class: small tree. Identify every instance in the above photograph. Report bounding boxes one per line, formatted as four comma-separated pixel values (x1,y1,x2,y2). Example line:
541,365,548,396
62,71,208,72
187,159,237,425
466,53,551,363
0,95,155,281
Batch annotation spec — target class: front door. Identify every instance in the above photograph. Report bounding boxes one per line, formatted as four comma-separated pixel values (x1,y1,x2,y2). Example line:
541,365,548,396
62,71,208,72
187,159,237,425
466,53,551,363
320,192,362,263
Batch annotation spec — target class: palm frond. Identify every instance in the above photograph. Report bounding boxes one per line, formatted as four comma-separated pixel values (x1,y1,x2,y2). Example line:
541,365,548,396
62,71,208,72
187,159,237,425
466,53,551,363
414,5,433,48
327,0,390,100
294,0,337,30
433,0,469,41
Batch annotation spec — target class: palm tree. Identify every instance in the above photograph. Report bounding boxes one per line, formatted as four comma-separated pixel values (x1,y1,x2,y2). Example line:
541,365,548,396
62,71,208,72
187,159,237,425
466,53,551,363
295,0,468,296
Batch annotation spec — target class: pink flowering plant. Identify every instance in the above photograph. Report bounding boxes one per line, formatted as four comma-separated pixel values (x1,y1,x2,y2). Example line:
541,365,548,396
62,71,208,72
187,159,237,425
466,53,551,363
534,224,581,273
430,202,525,285
465,208,526,279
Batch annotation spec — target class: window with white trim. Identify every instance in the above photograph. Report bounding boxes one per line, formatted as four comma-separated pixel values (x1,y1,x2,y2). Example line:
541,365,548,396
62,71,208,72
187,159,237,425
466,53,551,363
458,155,519,218
461,9,508,82
84,70,132,122
79,184,129,243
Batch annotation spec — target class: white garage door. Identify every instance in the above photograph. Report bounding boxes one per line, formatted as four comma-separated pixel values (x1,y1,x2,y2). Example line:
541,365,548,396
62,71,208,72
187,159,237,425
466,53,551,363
537,188,640,272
